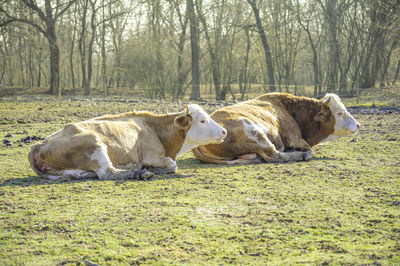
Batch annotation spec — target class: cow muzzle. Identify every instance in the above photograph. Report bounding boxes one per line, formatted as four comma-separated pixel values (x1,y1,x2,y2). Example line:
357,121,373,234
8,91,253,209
214,128,227,144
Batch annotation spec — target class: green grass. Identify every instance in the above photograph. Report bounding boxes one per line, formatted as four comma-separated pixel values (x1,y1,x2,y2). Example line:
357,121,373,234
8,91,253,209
0,95,399,265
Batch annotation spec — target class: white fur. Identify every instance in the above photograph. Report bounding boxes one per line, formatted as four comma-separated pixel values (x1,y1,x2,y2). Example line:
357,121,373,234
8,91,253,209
322,93,360,141
48,175,60,180
177,104,226,157
242,120,274,149
166,157,178,172
90,145,114,178
62,169,89,177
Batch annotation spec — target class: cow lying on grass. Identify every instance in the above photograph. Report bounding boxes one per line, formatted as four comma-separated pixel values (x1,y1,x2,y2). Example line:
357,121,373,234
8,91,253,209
29,104,227,180
192,93,360,164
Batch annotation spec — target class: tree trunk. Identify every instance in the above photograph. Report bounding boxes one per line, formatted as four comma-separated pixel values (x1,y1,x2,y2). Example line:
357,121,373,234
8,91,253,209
37,46,42,87
28,42,34,87
325,0,340,93
79,0,89,94
239,27,251,100
392,60,400,85
70,22,76,94
18,36,25,87
175,10,189,99
310,37,319,97
101,0,107,95
196,1,222,100
47,21,60,96
247,0,275,92
379,39,397,88
187,0,200,100
49,40,60,96
86,0,97,96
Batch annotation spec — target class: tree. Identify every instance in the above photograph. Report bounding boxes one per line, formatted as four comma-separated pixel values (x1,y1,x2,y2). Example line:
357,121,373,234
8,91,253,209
187,0,200,100
108,0,130,90
68,2,78,94
247,0,276,92
1,0,77,95
358,0,400,89
1,0,399,98
239,26,252,100
296,0,322,96
196,0,240,100
77,0,99,95
169,0,189,99
78,0,89,94
269,0,302,93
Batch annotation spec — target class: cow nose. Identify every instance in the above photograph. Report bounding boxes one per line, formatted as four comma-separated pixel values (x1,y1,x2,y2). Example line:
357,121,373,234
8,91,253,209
221,129,227,136
356,123,361,129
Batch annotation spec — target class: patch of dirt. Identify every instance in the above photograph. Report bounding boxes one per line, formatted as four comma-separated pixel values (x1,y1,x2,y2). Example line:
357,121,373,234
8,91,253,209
347,106,400,114
2,135,44,147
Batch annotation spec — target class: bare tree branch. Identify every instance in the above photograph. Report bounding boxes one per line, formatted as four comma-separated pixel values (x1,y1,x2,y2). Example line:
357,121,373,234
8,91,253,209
0,4,46,34
20,0,47,21
0,18,16,28
55,0,77,20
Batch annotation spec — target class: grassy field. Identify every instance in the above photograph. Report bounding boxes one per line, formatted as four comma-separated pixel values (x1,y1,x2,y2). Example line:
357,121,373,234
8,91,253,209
0,94,399,265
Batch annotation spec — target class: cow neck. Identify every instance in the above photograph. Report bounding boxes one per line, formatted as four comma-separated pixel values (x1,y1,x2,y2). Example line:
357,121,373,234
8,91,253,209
282,96,334,147
142,112,188,160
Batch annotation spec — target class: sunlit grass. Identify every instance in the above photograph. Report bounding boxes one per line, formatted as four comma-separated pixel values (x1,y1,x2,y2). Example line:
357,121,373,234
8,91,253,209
0,95,399,264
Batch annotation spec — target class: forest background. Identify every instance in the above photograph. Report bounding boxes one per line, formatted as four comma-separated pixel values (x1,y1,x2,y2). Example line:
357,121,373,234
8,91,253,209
0,0,399,101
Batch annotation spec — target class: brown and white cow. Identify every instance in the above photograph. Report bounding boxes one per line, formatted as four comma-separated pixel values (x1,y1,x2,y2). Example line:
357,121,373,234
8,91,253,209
29,104,227,180
192,93,360,164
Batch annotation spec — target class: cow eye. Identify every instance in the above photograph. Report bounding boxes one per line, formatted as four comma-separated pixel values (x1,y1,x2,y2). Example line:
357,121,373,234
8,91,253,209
200,120,206,124
337,112,343,117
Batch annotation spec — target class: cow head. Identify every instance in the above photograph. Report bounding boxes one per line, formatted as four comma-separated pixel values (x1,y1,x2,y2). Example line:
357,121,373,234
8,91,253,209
317,93,360,141
175,104,227,156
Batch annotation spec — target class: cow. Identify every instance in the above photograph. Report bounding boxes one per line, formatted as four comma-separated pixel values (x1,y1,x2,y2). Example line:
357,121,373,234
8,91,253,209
192,93,360,164
29,104,227,180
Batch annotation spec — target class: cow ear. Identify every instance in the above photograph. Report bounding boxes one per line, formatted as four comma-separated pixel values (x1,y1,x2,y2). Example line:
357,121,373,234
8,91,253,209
314,111,327,121
174,115,192,129
322,96,331,106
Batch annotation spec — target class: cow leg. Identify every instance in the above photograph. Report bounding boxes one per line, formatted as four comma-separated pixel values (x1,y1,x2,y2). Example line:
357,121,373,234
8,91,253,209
255,140,312,163
57,169,98,180
242,122,311,163
284,136,311,151
142,156,178,175
90,145,155,180
278,117,311,151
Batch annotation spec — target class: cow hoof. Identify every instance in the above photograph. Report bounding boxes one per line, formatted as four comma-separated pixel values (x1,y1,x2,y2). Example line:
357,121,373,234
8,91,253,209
133,169,155,180
141,171,155,180
302,150,313,161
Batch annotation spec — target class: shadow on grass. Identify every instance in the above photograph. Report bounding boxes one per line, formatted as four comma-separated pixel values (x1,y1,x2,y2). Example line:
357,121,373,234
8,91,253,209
0,175,100,187
177,157,246,170
177,155,336,170
311,156,337,161
1,156,335,187
0,173,190,187
113,173,194,185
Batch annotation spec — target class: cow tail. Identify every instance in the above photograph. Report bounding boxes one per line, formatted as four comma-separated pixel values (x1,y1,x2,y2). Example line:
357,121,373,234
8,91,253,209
28,143,50,178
